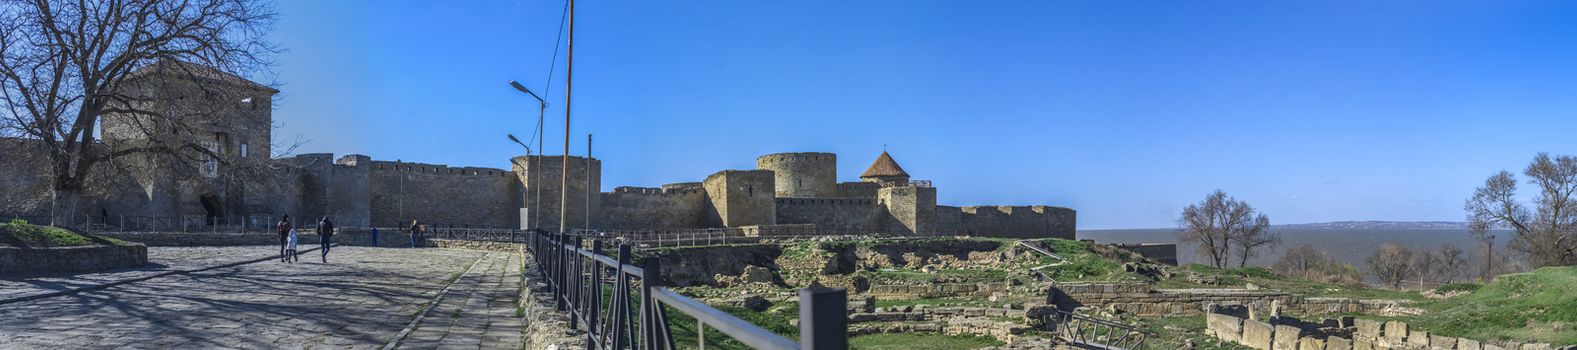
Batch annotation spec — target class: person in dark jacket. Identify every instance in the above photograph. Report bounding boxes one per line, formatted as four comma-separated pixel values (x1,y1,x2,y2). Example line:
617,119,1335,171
277,215,291,262
317,216,335,263
409,220,421,248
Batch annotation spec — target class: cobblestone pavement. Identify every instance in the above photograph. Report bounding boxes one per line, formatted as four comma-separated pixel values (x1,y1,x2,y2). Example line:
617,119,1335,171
0,247,526,349
396,251,524,349
0,246,305,301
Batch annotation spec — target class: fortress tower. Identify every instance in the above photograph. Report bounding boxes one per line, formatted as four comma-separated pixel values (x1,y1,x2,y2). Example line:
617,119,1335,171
511,155,602,231
860,151,910,185
755,152,837,198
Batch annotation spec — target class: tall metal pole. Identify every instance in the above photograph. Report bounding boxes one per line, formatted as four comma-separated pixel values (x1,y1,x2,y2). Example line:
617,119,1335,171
559,0,574,235
586,133,592,232
535,102,544,231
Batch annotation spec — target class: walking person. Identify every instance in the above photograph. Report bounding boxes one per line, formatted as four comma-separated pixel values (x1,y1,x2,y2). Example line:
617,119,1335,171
318,216,335,263
276,215,291,261
370,227,379,247
408,220,421,248
285,227,300,263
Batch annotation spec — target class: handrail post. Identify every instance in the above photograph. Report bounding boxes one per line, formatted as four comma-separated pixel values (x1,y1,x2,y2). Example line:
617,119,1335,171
555,233,566,311
571,236,584,330
589,239,603,348
640,258,662,350
616,244,634,350
799,286,848,350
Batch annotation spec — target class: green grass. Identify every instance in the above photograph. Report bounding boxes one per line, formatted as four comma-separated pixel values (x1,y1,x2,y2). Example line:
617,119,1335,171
1159,264,1427,301
1141,316,1254,350
1434,282,1482,294
849,333,1003,350
0,220,128,247
1033,238,1148,282
1404,266,1577,346
664,302,799,350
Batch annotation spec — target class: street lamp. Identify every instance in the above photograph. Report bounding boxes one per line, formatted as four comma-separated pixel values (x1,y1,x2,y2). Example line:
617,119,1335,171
509,81,547,232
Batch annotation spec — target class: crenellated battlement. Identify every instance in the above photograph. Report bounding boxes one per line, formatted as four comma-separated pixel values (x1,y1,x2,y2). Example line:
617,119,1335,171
370,161,512,177
754,152,835,163
775,197,875,205
612,186,702,195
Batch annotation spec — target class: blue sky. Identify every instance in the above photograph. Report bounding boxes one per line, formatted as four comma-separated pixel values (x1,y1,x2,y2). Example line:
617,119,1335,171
265,0,1577,229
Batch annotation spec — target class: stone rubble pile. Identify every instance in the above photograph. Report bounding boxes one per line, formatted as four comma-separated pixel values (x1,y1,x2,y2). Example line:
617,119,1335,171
1203,307,1568,350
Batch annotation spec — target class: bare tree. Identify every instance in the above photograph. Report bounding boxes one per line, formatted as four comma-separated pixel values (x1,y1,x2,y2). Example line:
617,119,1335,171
1465,153,1577,272
1179,190,1277,268
1273,244,1325,280
1272,244,1361,284
1367,244,1415,289
1437,245,1465,284
1411,251,1436,290
0,0,276,226
1233,214,1279,268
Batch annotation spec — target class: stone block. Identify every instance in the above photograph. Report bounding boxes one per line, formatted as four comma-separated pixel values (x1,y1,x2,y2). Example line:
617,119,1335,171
1327,337,1352,350
1354,319,1384,339
1274,324,1303,350
1385,321,1409,340
1484,344,1505,350
1430,334,1458,349
1207,313,1244,343
1521,344,1553,350
1242,319,1275,350
1300,336,1327,350
1353,337,1375,350
1409,331,1431,347
1457,338,1481,350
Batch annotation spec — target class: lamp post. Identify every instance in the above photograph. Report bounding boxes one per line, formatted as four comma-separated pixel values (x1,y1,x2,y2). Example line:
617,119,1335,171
509,81,547,231
506,134,534,230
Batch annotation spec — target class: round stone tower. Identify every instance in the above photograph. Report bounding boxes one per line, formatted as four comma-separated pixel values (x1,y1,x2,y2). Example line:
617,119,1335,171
755,152,837,198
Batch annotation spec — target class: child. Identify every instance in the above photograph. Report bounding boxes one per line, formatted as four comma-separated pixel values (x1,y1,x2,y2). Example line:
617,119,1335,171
285,227,300,263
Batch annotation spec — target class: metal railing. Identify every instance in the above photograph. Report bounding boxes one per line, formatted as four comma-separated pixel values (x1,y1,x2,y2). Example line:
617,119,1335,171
1043,309,1149,350
566,227,985,250
529,230,849,350
2,213,338,234
420,227,526,242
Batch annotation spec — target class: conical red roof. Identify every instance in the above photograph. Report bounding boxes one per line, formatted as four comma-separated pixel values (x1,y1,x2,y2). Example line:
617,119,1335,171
860,151,909,178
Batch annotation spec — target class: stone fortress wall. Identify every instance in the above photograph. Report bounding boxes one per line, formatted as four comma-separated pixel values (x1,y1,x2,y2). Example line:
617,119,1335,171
0,62,1077,239
367,158,519,228
598,186,706,230
773,197,880,232
537,151,1077,238
755,152,837,197
511,155,600,231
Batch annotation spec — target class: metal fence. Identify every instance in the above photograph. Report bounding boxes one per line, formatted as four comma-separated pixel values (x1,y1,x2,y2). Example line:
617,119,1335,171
565,227,986,250
420,227,527,243
1042,309,1150,350
1,213,314,234
529,231,848,350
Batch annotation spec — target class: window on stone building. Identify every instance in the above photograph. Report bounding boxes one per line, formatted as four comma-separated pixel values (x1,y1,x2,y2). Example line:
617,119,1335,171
240,143,249,158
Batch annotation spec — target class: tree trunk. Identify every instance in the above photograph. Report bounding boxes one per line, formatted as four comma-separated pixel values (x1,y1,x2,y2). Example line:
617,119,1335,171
1485,241,1494,282
49,186,80,228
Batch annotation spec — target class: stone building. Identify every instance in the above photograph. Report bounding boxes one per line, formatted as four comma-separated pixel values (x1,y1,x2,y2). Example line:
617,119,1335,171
1,61,1076,238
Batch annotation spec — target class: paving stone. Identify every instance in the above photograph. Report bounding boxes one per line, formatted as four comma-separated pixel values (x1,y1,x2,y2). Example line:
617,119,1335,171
0,247,526,349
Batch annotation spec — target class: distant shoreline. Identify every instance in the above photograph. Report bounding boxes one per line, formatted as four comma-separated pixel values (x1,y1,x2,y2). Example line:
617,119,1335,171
1086,220,1478,231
